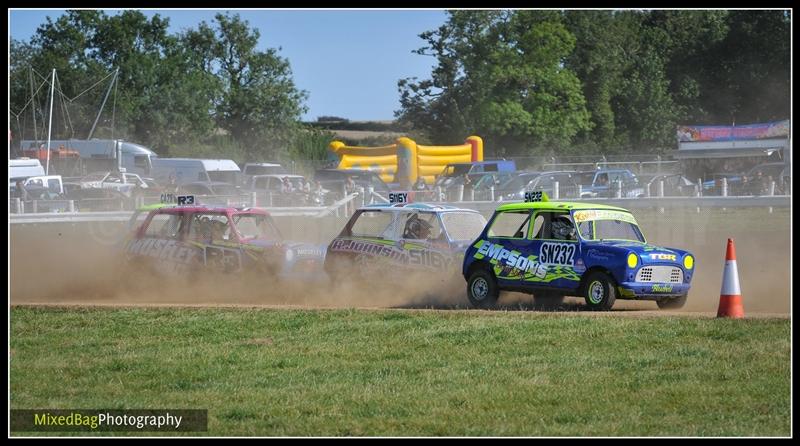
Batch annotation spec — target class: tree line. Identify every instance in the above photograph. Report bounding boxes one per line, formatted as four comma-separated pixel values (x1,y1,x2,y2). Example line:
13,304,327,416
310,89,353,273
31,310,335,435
10,10,319,163
396,10,790,157
10,10,790,163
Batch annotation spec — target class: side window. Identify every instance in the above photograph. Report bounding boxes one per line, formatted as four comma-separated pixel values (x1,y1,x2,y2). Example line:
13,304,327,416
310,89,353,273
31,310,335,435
488,211,531,238
578,220,593,240
134,155,148,169
47,179,60,192
533,212,576,241
189,214,231,242
400,213,444,241
145,214,183,239
348,210,395,239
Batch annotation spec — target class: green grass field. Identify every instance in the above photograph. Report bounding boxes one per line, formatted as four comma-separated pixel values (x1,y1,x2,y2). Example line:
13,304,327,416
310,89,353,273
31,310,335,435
10,306,790,437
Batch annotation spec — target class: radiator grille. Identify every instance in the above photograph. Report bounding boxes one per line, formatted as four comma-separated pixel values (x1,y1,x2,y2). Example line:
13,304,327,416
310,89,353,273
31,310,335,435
636,266,683,283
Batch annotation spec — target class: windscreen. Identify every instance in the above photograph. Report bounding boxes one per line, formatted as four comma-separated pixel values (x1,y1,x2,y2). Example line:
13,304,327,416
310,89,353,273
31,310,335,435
441,212,487,241
574,209,644,242
233,214,281,241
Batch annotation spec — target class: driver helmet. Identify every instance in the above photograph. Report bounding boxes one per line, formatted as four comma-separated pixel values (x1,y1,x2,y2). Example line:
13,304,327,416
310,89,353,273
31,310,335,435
551,215,576,240
407,214,433,239
210,220,227,239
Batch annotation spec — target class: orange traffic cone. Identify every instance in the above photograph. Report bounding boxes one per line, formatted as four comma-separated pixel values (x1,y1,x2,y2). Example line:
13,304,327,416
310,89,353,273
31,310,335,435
717,238,745,318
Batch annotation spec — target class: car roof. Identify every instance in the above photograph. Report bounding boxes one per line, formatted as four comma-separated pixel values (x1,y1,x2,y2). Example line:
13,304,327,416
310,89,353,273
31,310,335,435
155,205,269,215
183,181,236,186
496,201,630,212
359,203,482,213
251,174,303,179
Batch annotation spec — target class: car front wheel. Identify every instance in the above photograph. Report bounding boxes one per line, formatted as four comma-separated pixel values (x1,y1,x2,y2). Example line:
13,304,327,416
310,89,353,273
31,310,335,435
583,271,616,311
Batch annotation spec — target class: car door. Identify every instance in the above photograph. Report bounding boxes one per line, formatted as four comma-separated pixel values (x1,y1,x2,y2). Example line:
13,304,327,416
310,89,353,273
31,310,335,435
481,209,536,289
126,211,201,274
525,210,582,291
398,211,452,272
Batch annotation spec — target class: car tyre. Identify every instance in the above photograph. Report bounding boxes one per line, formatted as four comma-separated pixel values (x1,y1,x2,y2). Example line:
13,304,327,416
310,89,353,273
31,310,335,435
583,271,616,311
467,268,499,309
656,294,688,310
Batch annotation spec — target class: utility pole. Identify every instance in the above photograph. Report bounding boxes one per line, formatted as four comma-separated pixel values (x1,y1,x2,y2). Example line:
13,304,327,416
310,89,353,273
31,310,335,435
45,69,55,175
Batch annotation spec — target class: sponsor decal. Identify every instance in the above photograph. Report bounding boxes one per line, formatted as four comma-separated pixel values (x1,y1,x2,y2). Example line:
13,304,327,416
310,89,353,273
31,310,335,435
125,238,201,273
295,247,324,257
651,284,673,293
475,241,548,279
572,209,637,225
330,238,454,269
587,249,612,261
539,242,576,266
649,253,677,261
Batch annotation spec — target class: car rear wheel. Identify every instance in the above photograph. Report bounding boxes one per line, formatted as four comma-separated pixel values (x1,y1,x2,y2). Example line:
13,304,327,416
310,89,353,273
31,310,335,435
467,269,498,309
532,292,564,311
656,294,688,310
583,271,616,311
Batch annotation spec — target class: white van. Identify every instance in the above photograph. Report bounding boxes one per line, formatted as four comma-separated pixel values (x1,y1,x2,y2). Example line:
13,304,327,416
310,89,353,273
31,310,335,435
151,158,241,186
10,158,46,179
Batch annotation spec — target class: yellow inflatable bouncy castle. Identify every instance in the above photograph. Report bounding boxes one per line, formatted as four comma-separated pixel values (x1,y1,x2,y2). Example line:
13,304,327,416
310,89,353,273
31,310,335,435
328,136,483,185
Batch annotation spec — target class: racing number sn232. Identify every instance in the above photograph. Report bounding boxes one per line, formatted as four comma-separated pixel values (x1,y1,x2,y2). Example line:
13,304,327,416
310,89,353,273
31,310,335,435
539,242,576,266
524,191,543,202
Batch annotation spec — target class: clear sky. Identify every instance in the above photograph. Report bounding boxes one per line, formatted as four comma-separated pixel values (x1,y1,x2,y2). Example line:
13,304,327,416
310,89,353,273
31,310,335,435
8,8,449,122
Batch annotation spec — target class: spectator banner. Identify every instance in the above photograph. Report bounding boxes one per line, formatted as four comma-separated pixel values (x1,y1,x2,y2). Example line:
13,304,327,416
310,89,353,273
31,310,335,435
677,120,789,142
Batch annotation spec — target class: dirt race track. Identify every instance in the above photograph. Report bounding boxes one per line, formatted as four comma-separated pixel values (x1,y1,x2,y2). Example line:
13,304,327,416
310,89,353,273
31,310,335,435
9,208,791,317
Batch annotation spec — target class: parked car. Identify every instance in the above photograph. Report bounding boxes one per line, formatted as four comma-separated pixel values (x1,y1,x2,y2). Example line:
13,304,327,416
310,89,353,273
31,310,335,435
702,162,787,195
517,171,581,201
577,169,644,198
66,187,133,211
79,170,149,198
646,174,697,197
314,168,392,202
150,158,241,187
179,181,238,195
434,160,517,192
9,175,64,196
246,174,313,206
240,162,288,187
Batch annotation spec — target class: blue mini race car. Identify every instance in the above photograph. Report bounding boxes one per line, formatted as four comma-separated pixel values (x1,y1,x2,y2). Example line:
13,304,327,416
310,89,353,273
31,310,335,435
462,192,694,310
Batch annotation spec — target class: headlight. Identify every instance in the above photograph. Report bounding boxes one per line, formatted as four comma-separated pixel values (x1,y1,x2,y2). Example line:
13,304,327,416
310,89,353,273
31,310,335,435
683,255,694,270
627,253,639,269
285,249,295,262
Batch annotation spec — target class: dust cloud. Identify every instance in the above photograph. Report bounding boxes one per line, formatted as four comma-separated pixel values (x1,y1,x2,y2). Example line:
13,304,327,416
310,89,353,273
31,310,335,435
9,207,790,314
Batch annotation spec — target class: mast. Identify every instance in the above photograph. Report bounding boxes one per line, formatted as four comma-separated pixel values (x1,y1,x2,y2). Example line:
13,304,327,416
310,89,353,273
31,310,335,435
45,69,55,175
